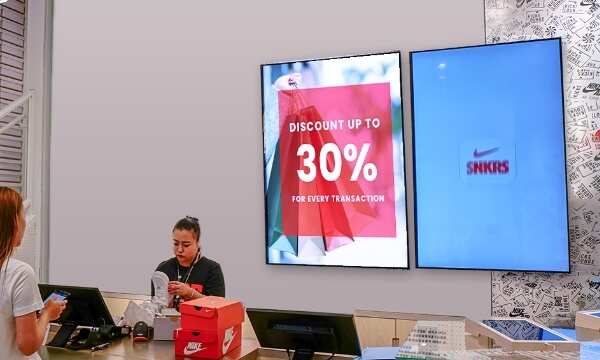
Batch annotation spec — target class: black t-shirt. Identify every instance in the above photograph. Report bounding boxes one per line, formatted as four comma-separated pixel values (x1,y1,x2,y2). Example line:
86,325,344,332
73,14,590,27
151,256,225,298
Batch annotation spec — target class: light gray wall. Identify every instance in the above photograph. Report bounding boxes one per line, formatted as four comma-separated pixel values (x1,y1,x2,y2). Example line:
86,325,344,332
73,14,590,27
25,0,54,283
48,0,491,320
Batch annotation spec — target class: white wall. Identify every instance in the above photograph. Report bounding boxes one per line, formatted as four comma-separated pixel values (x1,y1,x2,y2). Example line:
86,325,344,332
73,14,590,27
22,0,53,279
48,0,491,320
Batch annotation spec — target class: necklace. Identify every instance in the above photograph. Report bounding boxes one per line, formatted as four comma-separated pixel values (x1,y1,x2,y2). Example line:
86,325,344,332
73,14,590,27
176,250,201,283
176,261,195,284
174,261,196,308
173,252,201,309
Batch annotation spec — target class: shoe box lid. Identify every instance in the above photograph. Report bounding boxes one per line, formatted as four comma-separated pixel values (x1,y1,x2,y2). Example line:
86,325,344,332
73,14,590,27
179,296,244,331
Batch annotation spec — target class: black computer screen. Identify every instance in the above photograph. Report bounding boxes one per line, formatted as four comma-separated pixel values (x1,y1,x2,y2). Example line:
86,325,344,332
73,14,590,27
246,308,362,360
39,284,115,327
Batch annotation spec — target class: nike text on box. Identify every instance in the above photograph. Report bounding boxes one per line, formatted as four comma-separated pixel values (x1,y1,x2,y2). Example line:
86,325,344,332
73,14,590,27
174,324,242,359
179,296,245,332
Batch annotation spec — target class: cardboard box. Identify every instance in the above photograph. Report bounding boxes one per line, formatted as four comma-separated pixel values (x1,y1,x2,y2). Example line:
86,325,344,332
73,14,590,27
179,296,244,332
174,324,242,359
154,316,181,341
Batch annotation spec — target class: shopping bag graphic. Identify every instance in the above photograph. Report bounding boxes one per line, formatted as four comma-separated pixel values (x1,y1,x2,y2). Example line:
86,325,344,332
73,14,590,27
280,105,374,242
276,83,397,254
266,141,298,254
266,142,324,255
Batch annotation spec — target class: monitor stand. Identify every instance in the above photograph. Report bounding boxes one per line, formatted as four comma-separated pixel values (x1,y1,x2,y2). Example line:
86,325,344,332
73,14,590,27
293,348,315,360
47,321,78,347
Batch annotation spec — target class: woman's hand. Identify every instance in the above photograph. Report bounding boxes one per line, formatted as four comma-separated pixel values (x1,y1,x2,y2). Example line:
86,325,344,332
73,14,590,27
40,296,66,321
168,281,192,297
274,73,302,90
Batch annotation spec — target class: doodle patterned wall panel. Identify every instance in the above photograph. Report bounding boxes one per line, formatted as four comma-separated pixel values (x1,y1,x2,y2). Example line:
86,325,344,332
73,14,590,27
486,0,600,323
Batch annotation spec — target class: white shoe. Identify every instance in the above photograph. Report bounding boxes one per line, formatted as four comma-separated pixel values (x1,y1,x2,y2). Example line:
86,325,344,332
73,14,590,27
152,271,172,307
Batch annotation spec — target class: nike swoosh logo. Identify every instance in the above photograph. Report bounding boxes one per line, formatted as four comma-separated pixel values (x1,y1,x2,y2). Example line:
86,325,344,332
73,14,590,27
222,331,236,353
509,310,526,317
583,85,600,93
473,147,499,158
581,0,595,6
594,153,600,161
184,346,206,355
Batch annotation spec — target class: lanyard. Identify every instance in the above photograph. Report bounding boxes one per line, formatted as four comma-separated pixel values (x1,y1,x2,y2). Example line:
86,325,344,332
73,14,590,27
173,252,201,309
177,261,196,284
174,262,195,310
176,250,201,284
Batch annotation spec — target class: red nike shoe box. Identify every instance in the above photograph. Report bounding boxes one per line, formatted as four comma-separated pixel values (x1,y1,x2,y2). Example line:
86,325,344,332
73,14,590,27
179,296,244,332
174,324,241,359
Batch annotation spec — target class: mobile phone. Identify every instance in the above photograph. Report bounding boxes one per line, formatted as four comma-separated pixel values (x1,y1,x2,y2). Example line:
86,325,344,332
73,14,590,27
38,289,70,313
44,289,70,303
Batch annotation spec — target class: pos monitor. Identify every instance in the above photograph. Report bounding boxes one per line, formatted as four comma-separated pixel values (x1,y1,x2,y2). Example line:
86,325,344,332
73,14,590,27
246,308,362,360
38,284,115,347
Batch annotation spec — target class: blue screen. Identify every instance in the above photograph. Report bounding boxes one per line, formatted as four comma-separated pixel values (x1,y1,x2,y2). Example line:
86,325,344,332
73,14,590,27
482,320,571,341
539,329,569,341
550,327,577,340
411,38,570,272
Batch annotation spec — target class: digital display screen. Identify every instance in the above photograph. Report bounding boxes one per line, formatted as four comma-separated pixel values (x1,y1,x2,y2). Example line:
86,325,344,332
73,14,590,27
482,319,571,341
551,327,577,340
411,38,570,272
246,308,362,357
261,52,408,268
